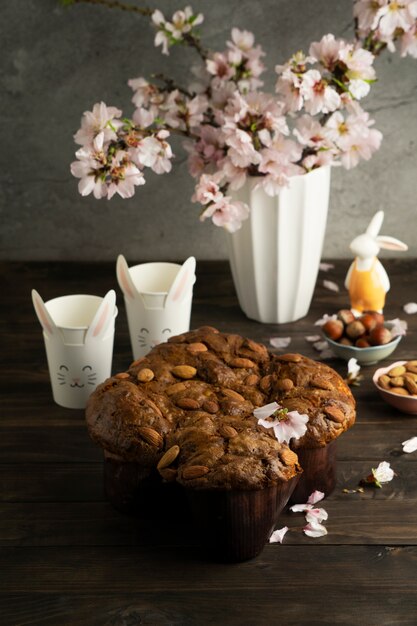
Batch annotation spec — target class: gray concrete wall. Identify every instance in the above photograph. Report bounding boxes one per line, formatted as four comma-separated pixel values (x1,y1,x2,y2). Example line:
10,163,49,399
1,0,416,261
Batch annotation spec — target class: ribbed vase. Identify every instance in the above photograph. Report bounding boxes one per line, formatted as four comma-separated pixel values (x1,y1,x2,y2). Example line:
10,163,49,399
227,166,331,324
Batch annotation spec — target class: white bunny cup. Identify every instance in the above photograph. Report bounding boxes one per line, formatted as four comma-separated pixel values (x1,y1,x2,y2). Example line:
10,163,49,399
345,210,408,314
32,289,118,409
116,255,196,359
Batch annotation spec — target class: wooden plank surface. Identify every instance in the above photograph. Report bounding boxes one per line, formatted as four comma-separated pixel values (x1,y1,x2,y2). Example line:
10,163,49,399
1,260,417,625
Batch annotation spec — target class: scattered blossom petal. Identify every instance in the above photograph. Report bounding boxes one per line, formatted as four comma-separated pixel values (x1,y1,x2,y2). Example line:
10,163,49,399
269,526,289,544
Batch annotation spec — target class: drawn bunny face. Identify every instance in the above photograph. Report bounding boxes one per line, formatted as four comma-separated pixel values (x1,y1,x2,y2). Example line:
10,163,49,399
138,327,171,351
57,364,97,389
32,289,117,409
116,255,196,360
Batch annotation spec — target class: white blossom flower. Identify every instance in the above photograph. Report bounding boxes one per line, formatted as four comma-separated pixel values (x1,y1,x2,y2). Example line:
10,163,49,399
74,102,123,150
254,402,309,444
372,461,395,487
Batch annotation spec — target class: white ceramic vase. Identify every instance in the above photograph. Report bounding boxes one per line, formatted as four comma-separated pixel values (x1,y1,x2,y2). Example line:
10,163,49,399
226,165,331,324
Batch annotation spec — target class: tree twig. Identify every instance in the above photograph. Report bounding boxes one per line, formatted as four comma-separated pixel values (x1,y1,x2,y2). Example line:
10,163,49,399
61,0,152,17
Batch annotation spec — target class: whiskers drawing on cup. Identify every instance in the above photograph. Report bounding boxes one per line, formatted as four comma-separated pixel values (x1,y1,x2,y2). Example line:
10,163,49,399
32,289,117,409
138,327,171,350
117,254,196,360
57,364,97,388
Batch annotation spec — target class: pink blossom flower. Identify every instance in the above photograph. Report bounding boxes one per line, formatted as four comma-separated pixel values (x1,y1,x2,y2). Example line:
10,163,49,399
353,0,387,36
128,77,166,114
132,130,173,174
224,128,260,168
229,28,255,52
71,146,145,200
301,70,341,115
192,173,223,205
338,45,376,98
253,402,309,444
206,52,235,80
302,150,335,171
163,91,208,131
200,196,250,232
184,126,225,178
377,0,417,38
293,115,327,148
70,148,108,199
220,157,248,190
154,30,170,55
275,70,304,113
132,107,156,128
325,105,383,169
257,136,303,194
309,34,346,69
166,7,203,39
107,166,145,199
74,102,123,151
401,24,417,57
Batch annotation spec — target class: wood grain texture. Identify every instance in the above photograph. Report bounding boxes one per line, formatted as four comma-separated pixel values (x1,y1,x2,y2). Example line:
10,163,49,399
1,260,417,625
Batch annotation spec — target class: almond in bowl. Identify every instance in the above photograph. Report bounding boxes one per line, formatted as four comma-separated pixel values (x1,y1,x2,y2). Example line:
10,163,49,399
373,361,417,415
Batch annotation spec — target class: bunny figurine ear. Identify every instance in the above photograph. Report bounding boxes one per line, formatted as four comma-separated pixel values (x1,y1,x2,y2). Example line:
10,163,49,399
116,255,137,301
366,210,384,238
376,236,408,251
32,289,57,338
166,256,196,307
85,290,116,343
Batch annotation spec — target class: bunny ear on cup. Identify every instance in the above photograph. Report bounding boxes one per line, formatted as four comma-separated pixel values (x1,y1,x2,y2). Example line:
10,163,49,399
366,210,385,238
376,236,408,251
166,256,196,307
32,289,57,337
116,254,137,301
85,290,116,343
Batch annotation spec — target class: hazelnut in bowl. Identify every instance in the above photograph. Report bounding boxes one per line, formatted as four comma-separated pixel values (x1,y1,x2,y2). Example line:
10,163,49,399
322,310,402,366
373,361,417,414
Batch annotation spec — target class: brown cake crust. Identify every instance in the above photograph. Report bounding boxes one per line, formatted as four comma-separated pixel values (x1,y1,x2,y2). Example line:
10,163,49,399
86,327,355,490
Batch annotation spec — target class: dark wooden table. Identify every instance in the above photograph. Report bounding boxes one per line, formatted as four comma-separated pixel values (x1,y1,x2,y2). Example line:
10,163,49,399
1,260,417,626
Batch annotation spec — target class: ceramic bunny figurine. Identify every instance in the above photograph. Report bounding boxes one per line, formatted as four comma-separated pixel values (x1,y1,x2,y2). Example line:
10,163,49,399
116,255,196,359
345,211,408,314
32,289,117,408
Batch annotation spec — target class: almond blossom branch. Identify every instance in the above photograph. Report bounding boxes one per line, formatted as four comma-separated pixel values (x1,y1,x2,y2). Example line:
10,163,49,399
69,2,417,231
61,0,152,17
151,73,194,98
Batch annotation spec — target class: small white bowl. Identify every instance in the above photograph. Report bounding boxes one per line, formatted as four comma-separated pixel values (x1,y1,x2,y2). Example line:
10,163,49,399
323,325,402,366
373,361,417,415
